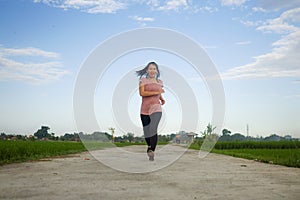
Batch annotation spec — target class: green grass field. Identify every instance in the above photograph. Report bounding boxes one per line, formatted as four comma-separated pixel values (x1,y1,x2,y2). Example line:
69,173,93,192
212,149,300,167
0,140,87,165
189,140,300,168
0,140,169,165
2,140,299,167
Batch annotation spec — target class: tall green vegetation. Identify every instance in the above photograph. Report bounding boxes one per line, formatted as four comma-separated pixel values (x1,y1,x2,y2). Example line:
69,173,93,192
0,141,86,165
190,140,300,168
214,141,300,149
212,149,300,167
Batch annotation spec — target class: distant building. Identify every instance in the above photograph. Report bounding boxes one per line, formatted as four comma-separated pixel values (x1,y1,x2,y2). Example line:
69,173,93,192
174,132,195,144
187,133,195,143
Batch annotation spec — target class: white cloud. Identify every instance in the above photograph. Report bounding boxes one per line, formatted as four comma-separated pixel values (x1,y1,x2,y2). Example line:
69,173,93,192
256,0,300,12
131,15,154,22
130,15,154,26
257,7,300,34
157,0,188,11
192,6,219,13
221,0,246,6
236,41,251,45
34,0,126,14
146,0,217,13
237,3,300,29
237,19,264,27
0,45,70,84
281,7,300,23
252,7,267,12
222,7,300,80
146,0,160,7
1,46,60,58
33,0,211,14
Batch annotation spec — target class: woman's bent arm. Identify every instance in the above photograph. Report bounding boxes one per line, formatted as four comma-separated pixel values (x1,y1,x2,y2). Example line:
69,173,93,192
139,85,164,97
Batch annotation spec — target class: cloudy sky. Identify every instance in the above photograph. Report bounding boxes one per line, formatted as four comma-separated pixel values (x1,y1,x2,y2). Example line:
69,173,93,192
0,0,299,137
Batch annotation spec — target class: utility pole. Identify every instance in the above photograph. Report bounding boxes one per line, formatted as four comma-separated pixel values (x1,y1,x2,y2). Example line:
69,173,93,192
109,127,115,143
246,124,249,138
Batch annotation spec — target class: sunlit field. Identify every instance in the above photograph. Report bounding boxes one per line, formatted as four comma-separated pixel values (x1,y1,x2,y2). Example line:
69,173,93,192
190,140,300,168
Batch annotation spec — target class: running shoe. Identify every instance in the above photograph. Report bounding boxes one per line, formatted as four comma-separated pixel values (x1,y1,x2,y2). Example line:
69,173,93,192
147,150,154,161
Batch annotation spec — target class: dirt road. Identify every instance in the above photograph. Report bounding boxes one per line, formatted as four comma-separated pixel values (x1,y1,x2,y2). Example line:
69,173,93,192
0,145,299,200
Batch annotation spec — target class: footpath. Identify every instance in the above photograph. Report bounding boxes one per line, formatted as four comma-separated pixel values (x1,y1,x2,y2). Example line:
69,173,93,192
0,145,299,200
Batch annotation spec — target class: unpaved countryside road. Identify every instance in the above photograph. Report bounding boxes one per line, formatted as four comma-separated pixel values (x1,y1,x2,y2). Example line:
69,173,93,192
0,145,299,200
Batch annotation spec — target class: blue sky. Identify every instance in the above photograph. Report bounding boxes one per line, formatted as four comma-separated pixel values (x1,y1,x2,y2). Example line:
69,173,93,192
0,0,300,137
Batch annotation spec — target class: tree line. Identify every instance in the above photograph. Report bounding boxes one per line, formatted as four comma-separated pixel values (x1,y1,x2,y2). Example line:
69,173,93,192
1,125,297,142
0,126,80,141
0,126,178,142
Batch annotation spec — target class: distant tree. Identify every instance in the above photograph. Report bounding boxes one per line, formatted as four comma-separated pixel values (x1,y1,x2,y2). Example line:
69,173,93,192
231,133,246,141
61,133,73,141
114,136,123,142
158,134,170,142
201,129,207,138
0,133,6,140
34,126,51,139
222,129,231,136
78,131,111,141
201,123,216,138
218,135,231,141
50,133,58,140
207,123,216,135
16,135,26,140
264,134,282,141
127,132,134,142
133,136,144,143
28,135,36,141
284,135,292,140
170,133,176,140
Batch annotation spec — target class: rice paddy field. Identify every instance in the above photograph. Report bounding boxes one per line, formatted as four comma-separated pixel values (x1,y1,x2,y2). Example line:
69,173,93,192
0,140,87,165
190,140,300,168
0,140,168,165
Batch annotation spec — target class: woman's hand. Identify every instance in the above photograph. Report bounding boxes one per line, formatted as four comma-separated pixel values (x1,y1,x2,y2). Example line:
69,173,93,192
160,94,165,105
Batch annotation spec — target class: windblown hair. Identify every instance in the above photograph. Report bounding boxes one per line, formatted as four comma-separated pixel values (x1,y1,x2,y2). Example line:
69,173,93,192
136,61,160,79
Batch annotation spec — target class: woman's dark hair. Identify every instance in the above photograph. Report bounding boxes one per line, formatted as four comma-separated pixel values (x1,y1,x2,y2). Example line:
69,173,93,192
136,61,160,79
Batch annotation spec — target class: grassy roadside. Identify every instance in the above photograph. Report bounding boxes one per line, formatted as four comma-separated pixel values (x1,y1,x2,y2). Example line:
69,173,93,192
189,140,300,168
212,149,300,167
0,140,169,165
0,140,87,165
4,140,298,167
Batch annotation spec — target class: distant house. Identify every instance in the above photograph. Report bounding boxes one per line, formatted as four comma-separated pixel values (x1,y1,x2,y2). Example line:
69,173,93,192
187,133,195,143
11,136,17,141
174,132,195,144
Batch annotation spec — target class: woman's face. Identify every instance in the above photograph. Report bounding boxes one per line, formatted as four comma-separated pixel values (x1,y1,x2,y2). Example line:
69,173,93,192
147,64,157,78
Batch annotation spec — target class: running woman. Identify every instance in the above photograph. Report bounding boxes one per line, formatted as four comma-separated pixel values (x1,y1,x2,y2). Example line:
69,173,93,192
136,62,165,161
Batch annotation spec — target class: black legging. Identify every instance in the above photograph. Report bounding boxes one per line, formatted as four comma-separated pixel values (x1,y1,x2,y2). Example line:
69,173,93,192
140,112,162,152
